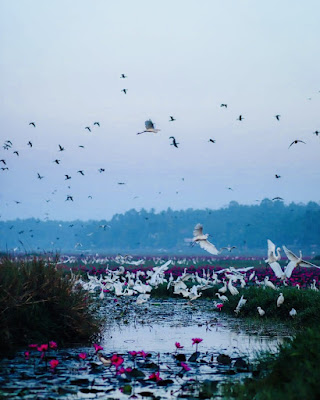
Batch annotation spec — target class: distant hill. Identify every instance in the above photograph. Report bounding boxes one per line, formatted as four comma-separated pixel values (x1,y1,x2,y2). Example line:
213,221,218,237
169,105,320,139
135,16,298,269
0,199,320,256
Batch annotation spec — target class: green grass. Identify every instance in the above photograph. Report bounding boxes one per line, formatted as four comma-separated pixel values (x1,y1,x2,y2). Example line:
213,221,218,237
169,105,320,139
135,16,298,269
218,286,320,328
222,328,320,400
0,257,101,354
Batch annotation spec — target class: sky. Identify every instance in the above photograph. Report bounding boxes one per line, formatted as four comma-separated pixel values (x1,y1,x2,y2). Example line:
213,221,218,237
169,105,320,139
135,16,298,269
1,0,320,221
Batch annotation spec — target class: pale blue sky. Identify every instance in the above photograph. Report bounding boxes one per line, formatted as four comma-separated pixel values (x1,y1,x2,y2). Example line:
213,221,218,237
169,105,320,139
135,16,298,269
1,0,320,220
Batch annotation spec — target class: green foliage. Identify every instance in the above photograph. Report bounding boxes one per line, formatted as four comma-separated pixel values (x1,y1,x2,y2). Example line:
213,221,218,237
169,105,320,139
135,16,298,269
1,200,320,254
0,257,100,354
220,286,320,328
222,328,320,399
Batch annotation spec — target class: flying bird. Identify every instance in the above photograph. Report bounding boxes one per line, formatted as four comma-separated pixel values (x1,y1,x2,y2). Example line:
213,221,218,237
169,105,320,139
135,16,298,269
169,116,176,121
85,126,91,132
13,151,19,156
1,167,9,171
53,159,60,164
209,139,216,143
275,174,281,179
121,89,128,94
220,104,227,108
77,170,85,176
274,115,281,121
65,175,71,180
237,115,244,121
0,160,6,165
58,144,65,151
98,168,105,173
120,74,127,78
272,197,283,201
93,122,100,127
27,141,32,147
37,173,44,180
29,122,36,127
66,195,73,201
288,140,306,148
169,136,179,148
220,245,237,253
192,223,219,255
79,145,85,148
313,130,319,136
137,119,160,135
118,182,125,185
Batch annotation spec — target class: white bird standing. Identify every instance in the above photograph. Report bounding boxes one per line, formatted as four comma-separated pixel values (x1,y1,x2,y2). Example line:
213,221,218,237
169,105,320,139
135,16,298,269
215,292,229,302
264,276,277,290
192,223,219,255
257,306,265,316
137,119,160,135
228,277,239,295
277,292,284,307
289,308,297,317
234,295,247,314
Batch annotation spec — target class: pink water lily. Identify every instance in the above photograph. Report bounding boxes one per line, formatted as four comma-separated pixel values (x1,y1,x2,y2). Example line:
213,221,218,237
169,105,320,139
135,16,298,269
78,352,87,360
149,371,162,382
138,350,148,359
93,343,103,353
37,344,48,352
24,351,30,360
180,362,191,371
216,303,224,311
175,342,184,349
49,341,57,349
192,338,203,345
111,354,124,368
49,359,59,369
28,343,38,349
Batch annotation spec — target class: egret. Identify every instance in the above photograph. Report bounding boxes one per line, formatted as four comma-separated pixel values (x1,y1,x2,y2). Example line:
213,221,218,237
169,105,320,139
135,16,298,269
264,276,277,290
137,119,160,135
283,246,320,274
215,293,229,302
234,295,247,314
277,293,284,307
265,240,281,264
289,308,297,317
257,306,265,316
192,223,219,255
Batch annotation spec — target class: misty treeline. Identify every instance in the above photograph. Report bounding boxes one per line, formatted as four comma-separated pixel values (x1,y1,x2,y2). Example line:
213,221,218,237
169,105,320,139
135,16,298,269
0,199,319,255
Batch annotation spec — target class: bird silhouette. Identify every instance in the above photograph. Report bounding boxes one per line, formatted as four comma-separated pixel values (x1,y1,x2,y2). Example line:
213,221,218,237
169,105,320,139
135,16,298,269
88,195,93,199
137,119,160,134
169,136,179,148
121,89,128,94
29,122,36,127
220,104,227,108
275,115,281,121
209,139,216,143
85,126,91,132
0,159,6,165
93,122,100,127
275,174,281,179
288,140,306,148
169,116,176,121
227,187,233,191
120,74,127,78
118,182,125,185
15,201,21,204
1,167,9,171
66,195,73,201
27,141,32,147
272,197,283,201
65,175,71,180
53,159,60,164
98,168,105,173
37,173,44,179
79,145,85,148
237,115,244,121
58,144,65,151
77,170,85,176
313,131,319,136
13,151,19,156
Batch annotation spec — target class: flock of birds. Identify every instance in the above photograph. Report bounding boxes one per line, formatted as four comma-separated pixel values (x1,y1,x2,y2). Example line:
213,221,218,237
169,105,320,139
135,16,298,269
2,72,319,221
71,223,319,317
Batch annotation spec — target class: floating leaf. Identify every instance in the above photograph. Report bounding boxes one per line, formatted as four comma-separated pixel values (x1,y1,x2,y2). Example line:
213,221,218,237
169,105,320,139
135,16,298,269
217,354,232,365
157,379,174,386
188,351,200,362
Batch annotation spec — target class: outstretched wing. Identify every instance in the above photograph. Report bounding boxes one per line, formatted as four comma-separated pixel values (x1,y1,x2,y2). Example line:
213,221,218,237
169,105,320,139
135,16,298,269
267,239,276,258
269,261,284,278
282,246,299,262
199,240,219,255
284,261,296,278
145,119,154,130
299,260,320,269
193,223,203,237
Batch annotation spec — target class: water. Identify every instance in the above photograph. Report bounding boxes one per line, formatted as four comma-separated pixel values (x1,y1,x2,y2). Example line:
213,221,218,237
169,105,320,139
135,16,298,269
0,299,289,399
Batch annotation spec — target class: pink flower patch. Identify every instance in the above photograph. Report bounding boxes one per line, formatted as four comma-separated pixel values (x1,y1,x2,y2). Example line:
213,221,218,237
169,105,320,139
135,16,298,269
175,342,184,349
37,344,48,352
149,371,162,381
49,359,59,369
111,354,124,368
180,362,191,371
78,352,87,360
93,343,103,353
49,341,57,349
192,338,203,345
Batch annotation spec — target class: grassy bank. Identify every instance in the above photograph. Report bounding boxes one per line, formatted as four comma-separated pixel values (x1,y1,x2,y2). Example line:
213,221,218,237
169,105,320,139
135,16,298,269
0,257,101,354
218,286,320,328
221,327,320,399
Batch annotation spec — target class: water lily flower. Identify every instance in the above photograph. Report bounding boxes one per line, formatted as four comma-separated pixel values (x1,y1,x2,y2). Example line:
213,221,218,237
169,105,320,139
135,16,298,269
192,338,203,345
111,354,124,368
28,343,38,349
49,341,57,349
138,350,148,359
49,359,59,369
175,342,184,349
216,303,224,311
24,351,30,360
116,366,132,375
37,344,48,352
128,351,138,357
180,362,191,371
149,371,162,382
78,352,87,360
93,343,103,353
